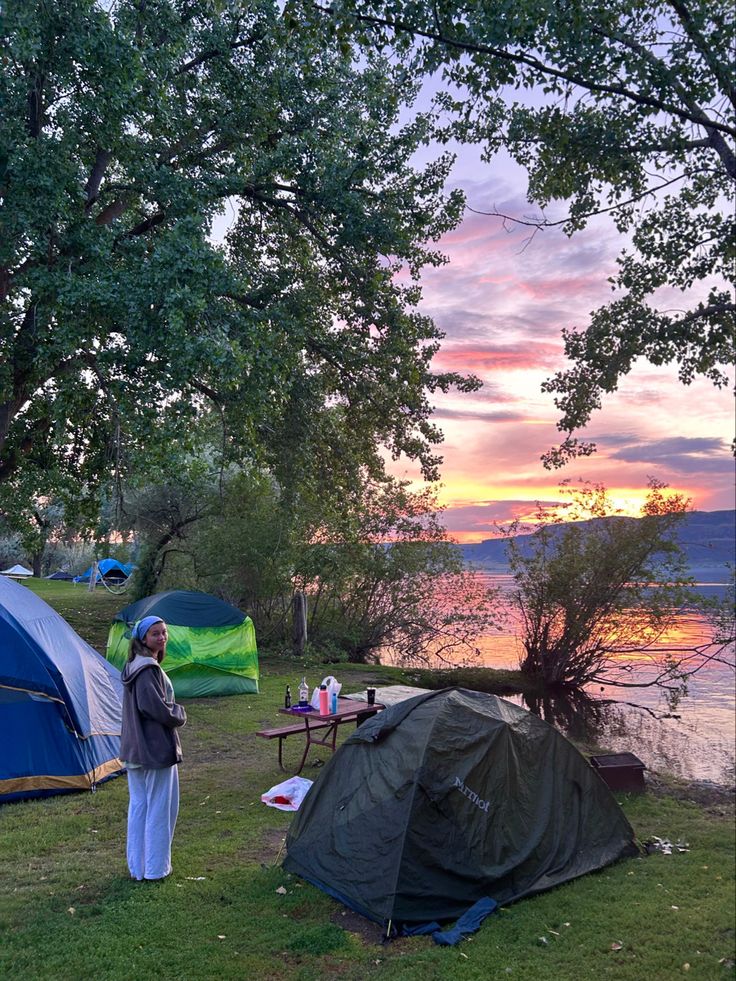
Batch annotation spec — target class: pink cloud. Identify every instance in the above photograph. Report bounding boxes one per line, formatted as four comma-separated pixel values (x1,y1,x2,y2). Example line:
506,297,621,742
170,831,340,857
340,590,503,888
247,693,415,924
440,213,514,250
513,275,610,301
440,499,561,536
434,342,563,373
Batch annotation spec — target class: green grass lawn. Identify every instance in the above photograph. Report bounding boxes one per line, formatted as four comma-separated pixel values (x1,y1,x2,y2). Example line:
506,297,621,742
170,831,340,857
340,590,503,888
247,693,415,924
1,581,734,980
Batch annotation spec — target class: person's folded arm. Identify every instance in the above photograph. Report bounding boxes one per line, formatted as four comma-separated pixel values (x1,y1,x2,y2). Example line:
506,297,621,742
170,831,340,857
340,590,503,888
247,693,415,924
136,669,187,728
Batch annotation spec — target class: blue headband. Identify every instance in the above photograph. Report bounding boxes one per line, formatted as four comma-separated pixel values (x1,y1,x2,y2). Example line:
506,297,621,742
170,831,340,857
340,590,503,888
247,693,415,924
133,615,164,642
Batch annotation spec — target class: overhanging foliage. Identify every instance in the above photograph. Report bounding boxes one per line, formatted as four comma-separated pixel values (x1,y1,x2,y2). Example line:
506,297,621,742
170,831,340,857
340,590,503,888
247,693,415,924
299,0,735,463
0,0,478,517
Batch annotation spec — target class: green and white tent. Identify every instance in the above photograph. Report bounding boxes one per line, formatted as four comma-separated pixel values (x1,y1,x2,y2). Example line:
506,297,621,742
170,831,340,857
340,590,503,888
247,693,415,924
107,590,258,698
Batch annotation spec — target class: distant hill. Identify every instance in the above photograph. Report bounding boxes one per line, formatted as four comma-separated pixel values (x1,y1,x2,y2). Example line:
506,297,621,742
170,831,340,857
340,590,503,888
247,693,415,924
460,509,735,581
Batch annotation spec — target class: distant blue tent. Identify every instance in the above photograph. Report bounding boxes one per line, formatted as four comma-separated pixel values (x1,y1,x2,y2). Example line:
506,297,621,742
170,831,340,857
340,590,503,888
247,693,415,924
0,576,124,803
74,558,135,585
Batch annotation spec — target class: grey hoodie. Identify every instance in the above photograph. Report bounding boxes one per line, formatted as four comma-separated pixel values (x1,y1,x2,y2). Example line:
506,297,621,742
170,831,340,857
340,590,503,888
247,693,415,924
120,655,187,768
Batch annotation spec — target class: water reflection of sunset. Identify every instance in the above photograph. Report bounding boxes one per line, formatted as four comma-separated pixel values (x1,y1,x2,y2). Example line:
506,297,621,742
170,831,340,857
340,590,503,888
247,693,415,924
602,610,703,653
381,572,735,783
382,573,732,674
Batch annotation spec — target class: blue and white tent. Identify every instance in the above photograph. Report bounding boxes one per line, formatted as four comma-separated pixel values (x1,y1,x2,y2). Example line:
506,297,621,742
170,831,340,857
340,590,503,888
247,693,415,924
74,558,135,585
0,576,124,803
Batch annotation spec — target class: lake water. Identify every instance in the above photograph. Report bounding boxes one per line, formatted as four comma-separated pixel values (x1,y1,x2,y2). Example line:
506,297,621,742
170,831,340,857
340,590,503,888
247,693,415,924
382,574,735,786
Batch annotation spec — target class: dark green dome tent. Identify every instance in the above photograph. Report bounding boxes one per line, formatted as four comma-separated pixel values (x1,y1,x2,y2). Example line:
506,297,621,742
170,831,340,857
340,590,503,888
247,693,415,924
107,590,258,698
284,689,638,931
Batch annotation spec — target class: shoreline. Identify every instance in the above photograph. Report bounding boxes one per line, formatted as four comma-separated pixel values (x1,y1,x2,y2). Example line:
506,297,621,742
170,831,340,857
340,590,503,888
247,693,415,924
293,658,736,795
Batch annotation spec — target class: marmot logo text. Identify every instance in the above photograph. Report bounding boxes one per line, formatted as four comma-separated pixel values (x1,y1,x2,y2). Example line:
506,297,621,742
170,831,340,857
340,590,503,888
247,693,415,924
453,776,490,813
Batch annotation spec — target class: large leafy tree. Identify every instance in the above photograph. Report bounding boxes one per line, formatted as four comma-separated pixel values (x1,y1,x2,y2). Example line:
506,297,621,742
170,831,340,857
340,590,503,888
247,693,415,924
0,0,477,516
301,0,735,463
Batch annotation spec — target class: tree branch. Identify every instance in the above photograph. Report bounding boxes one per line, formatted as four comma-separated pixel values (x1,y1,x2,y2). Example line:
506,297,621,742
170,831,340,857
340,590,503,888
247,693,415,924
668,0,736,110
590,21,736,177
191,379,222,404
318,4,736,138
467,172,691,230
115,211,166,242
27,70,46,138
84,149,112,208
224,289,280,311
176,30,265,75
673,301,736,327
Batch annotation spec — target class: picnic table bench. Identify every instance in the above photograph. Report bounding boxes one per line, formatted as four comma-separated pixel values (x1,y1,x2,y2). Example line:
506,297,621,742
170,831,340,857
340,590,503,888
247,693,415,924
256,698,381,775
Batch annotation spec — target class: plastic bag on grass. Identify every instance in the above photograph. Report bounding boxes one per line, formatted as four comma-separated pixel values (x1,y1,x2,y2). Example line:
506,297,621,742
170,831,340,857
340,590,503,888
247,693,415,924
261,776,314,811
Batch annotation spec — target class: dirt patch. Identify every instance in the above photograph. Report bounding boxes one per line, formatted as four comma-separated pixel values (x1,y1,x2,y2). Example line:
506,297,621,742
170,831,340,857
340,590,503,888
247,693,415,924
260,826,289,863
330,907,387,946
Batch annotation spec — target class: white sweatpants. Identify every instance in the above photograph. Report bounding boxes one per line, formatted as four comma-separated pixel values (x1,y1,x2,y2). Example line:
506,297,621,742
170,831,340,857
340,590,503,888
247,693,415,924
126,765,180,881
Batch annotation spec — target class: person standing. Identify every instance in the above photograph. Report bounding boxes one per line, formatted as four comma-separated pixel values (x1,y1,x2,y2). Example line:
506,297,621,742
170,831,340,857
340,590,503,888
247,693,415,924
120,615,187,881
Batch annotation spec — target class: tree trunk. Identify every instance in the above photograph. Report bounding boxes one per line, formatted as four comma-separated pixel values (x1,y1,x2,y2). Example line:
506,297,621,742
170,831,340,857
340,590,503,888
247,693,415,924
292,590,307,657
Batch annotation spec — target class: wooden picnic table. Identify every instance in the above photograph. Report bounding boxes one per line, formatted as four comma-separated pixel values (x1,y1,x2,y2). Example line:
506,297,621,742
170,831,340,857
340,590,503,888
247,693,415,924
256,697,382,775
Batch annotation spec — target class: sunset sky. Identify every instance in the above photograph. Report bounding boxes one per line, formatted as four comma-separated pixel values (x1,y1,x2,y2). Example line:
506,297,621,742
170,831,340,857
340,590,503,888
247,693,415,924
390,145,735,542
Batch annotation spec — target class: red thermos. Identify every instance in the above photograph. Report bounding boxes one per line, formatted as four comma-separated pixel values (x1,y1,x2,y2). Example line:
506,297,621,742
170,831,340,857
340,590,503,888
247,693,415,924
318,684,329,716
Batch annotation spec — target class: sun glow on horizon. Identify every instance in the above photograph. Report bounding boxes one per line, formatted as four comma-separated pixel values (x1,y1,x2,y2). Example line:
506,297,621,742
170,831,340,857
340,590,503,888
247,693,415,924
393,471,701,543
606,492,651,518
